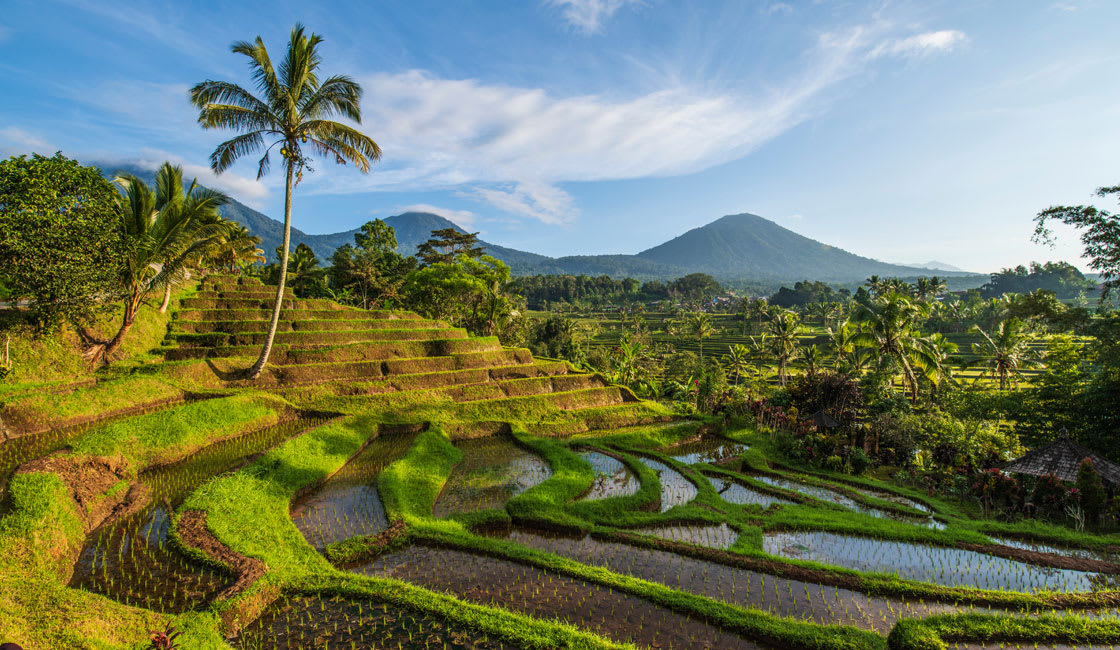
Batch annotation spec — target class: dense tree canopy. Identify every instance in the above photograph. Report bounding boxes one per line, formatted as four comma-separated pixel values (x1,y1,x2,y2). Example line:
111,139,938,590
980,261,1094,299
0,154,127,330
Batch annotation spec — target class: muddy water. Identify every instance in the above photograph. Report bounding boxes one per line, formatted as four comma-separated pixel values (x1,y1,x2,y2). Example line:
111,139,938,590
291,432,417,548
484,527,955,632
664,437,749,465
632,522,739,549
355,545,769,649
578,451,640,500
70,417,325,612
433,435,551,518
753,475,942,528
708,476,795,508
637,456,697,511
763,531,1104,593
235,594,523,650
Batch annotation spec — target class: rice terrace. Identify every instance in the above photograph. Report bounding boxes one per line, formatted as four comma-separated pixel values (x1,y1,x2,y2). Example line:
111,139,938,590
2,3,1120,650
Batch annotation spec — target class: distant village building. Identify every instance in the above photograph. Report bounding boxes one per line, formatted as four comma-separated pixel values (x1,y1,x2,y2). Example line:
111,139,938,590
1001,436,1120,487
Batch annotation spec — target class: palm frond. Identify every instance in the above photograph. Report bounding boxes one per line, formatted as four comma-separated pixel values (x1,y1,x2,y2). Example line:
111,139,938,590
298,74,362,122
209,131,268,174
231,36,281,104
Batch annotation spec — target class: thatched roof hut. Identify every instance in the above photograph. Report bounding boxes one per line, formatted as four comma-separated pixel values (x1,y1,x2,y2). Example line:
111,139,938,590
1001,437,1120,486
807,409,841,429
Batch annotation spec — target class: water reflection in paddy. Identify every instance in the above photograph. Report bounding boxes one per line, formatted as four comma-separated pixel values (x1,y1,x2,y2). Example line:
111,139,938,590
433,435,551,518
754,475,943,528
291,431,417,548
483,527,954,632
579,451,640,500
356,545,769,649
708,476,795,508
763,530,1104,593
664,437,750,465
632,522,739,549
637,456,697,511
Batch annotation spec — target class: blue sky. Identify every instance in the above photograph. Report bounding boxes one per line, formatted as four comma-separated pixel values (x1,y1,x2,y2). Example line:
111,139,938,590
2,0,1118,273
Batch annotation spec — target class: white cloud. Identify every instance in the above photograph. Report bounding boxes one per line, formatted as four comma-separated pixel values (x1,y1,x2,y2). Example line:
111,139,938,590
98,148,271,208
398,204,478,229
469,182,577,226
544,0,641,34
0,127,54,156
871,30,966,58
765,3,794,16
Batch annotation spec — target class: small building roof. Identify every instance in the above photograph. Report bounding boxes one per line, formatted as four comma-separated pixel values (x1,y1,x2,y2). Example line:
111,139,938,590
1001,437,1120,486
807,409,841,429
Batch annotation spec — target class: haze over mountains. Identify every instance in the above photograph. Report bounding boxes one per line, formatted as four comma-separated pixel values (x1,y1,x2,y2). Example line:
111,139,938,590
97,161,974,285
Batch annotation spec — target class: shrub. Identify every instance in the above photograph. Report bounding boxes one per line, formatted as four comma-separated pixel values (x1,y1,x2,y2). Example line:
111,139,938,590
848,447,871,475
1076,458,1107,524
824,455,844,472
1031,473,1068,520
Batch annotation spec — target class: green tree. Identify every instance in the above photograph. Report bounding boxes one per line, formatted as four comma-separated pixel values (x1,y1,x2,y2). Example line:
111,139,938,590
416,228,484,266
330,219,414,309
684,311,715,360
1034,184,1120,299
90,164,228,361
1076,458,1107,525
0,153,126,330
402,255,513,336
191,23,382,379
210,223,264,272
724,343,752,387
966,318,1041,391
850,291,938,401
755,308,803,386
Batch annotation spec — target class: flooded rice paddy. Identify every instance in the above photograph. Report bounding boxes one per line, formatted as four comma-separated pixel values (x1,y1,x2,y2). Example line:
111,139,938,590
433,435,551,518
234,594,524,650
578,451,640,500
663,437,750,465
291,431,418,548
631,522,740,549
753,475,943,528
636,456,698,511
763,531,1104,593
356,544,769,649
484,526,954,632
71,417,326,612
708,476,795,508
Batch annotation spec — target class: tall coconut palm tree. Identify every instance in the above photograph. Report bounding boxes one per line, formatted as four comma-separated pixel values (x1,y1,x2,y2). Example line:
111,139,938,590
754,308,802,386
191,23,382,379
966,318,1041,390
685,311,715,360
210,223,265,272
850,291,938,401
86,163,228,362
724,343,752,387
797,344,827,377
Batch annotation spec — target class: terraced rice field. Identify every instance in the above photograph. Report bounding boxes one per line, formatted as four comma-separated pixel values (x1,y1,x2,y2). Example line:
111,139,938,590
5,275,1120,650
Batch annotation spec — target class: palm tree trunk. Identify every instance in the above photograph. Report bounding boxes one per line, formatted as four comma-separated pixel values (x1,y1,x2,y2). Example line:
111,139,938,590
158,284,172,313
248,161,294,380
100,293,142,361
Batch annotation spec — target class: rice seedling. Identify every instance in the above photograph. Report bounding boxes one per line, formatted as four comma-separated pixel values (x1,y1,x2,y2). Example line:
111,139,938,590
356,544,766,649
432,434,551,518
761,531,1103,593
662,438,751,465
635,456,698,511
577,451,641,501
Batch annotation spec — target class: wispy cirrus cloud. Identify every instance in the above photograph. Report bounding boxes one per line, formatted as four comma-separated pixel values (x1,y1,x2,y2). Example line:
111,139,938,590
543,0,642,34
307,22,956,224
0,127,54,156
871,30,967,58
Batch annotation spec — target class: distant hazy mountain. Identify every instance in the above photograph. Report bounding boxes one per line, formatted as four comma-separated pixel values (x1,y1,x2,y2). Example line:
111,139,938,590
896,260,967,273
89,161,968,283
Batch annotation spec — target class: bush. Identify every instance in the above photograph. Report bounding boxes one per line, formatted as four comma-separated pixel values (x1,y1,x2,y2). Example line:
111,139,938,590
849,447,871,475
1076,458,1107,524
1031,473,1068,520
824,455,844,472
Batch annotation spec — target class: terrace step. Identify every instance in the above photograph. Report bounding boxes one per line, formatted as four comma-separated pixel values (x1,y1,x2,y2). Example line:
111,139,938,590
160,335,499,361
168,318,446,334
163,327,468,349
454,386,631,416
174,309,420,322
191,289,296,300
443,373,605,402
180,297,360,310
317,360,572,399
268,349,535,385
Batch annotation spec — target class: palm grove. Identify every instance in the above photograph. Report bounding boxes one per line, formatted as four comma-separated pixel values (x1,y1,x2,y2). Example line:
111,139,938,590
1,25,1119,533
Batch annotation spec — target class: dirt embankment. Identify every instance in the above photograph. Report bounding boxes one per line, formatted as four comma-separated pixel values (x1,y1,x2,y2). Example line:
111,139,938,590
16,454,148,535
